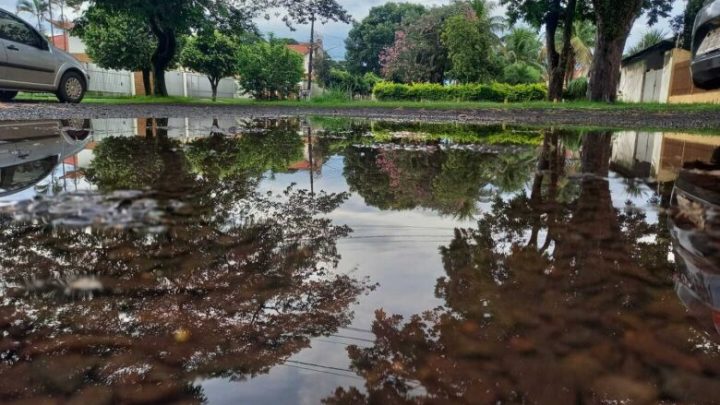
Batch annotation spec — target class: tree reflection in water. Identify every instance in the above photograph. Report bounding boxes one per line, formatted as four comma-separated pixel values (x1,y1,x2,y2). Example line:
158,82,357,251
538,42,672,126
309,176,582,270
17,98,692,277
344,145,537,219
325,131,720,405
0,119,370,403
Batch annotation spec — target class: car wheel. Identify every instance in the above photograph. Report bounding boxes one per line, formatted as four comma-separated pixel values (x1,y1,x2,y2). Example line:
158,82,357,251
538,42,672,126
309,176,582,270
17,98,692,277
0,91,18,102
56,71,86,104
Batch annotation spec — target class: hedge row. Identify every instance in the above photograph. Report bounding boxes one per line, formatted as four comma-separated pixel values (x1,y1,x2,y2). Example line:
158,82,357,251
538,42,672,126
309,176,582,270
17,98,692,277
373,82,548,103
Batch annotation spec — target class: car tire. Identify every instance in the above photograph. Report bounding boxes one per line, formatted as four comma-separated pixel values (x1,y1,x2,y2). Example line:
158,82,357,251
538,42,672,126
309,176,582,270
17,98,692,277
56,71,86,104
0,91,18,102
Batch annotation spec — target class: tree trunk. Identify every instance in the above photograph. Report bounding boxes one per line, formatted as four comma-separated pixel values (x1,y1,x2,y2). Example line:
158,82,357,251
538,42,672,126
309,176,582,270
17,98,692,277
210,78,219,102
545,0,562,101
581,130,613,177
546,0,577,101
587,33,628,102
588,0,643,102
142,68,152,96
148,16,177,97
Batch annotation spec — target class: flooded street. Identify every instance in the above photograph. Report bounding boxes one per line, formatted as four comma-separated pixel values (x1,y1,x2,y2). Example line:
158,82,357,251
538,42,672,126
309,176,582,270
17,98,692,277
0,117,719,404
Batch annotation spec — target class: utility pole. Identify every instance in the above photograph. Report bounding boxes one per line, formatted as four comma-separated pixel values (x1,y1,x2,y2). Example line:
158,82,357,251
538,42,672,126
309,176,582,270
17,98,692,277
306,12,315,98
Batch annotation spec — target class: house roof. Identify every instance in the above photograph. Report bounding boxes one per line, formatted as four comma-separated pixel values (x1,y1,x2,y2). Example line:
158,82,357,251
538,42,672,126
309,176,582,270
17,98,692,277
50,19,74,30
622,39,676,67
287,43,313,56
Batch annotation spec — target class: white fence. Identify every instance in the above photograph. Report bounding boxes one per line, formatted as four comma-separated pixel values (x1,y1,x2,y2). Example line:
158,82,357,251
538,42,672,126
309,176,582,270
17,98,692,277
152,70,242,98
80,63,244,99
81,63,134,96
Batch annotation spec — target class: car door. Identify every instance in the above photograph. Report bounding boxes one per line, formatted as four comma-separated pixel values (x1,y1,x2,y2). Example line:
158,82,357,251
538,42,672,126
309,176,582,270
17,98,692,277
0,38,8,87
0,11,57,89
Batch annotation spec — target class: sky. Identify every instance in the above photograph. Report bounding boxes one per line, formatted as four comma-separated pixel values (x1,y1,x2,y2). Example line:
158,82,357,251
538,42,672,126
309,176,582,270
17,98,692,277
1,0,687,60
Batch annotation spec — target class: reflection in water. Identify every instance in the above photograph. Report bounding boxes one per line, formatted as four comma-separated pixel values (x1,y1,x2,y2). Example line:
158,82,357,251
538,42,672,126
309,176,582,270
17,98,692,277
0,120,92,198
672,156,720,339
1,119,720,404
325,131,720,405
0,119,369,403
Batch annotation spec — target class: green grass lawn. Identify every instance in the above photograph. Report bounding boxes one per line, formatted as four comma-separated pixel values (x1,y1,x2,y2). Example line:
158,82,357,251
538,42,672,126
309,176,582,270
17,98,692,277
15,92,720,113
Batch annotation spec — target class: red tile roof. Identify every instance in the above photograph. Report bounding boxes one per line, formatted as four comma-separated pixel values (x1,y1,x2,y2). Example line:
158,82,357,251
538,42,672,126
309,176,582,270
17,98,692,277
287,44,312,56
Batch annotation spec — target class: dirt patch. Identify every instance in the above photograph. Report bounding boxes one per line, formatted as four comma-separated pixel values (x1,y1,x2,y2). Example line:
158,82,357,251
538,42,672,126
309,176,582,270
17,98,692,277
1,102,719,130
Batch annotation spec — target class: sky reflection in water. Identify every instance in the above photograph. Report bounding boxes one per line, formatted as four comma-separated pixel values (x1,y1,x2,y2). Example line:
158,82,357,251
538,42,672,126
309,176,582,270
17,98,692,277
0,117,719,404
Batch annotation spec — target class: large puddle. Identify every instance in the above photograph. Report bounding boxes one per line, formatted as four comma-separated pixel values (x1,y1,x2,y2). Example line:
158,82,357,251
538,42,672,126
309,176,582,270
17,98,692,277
0,117,719,404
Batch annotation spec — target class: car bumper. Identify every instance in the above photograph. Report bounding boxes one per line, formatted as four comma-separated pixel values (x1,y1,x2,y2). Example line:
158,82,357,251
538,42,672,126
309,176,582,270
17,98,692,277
692,53,720,89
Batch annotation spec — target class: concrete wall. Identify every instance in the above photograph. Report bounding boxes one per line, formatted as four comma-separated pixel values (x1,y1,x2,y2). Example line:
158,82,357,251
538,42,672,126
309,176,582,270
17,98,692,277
668,48,720,104
659,52,673,103
619,62,646,102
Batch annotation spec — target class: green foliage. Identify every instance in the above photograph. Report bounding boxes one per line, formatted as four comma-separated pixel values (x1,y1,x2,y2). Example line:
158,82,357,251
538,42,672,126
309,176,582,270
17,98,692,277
72,0,351,96
237,41,304,100
72,5,155,73
311,89,354,103
380,4,466,84
323,70,381,97
186,130,304,180
502,62,543,85
673,0,705,50
87,137,170,191
565,77,589,100
180,30,239,101
503,26,543,67
442,14,495,83
345,2,427,75
626,28,667,56
373,82,548,102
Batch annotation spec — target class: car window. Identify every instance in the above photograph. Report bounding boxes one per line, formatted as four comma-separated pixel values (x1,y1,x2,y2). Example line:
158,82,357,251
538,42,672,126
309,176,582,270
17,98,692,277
0,12,44,48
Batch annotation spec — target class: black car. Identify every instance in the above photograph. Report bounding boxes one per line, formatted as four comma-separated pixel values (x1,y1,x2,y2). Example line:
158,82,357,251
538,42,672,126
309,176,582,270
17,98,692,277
692,0,720,89
671,164,720,337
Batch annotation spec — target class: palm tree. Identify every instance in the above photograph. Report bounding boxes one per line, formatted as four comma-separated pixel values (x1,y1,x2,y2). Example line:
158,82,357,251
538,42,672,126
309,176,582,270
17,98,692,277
470,0,506,41
540,20,596,86
503,27,544,69
16,0,49,33
627,28,668,56
563,20,595,85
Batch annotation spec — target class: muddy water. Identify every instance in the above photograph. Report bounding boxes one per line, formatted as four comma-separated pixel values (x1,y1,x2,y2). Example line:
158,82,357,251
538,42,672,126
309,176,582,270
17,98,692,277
0,117,719,404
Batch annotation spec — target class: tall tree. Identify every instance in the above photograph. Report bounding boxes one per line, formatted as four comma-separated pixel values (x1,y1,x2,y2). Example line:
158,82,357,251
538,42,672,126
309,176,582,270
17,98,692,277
16,0,49,33
180,30,239,101
237,40,305,100
442,11,495,83
503,0,591,101
588,0,672,102
672,0,705,50
69,0,351,97
504,26,543,67
380,3,464,83
345,2,426,75
72,6,156,95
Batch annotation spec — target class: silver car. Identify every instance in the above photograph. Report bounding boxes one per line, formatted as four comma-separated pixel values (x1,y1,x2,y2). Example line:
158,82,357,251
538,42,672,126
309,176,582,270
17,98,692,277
0,8,89,103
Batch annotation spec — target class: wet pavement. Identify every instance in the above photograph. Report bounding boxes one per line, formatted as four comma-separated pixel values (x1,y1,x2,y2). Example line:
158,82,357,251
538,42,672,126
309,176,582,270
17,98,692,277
0,117,719,404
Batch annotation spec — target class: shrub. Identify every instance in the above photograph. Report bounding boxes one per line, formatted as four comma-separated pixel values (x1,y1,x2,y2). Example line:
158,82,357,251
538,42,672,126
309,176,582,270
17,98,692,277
311,89,353,103
502,62,543,85
565,77,589,100
373,82,547,103
237,41,304,100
